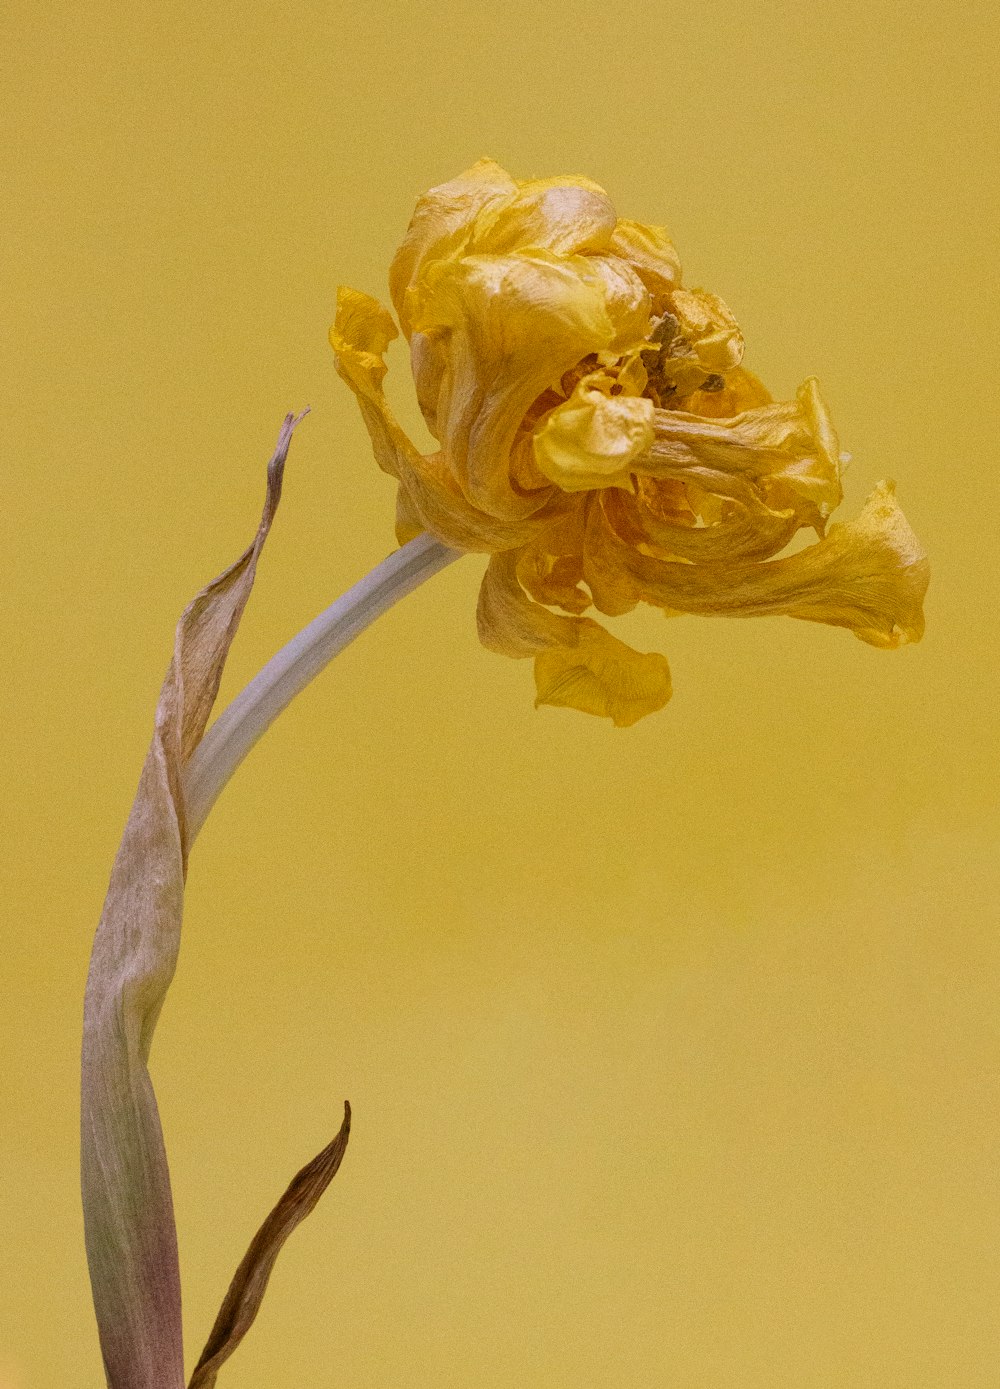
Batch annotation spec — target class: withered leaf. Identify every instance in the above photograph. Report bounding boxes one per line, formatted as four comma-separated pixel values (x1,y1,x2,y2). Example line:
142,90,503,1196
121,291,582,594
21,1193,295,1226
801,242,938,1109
188,1102,352,1389
81,412,305,1388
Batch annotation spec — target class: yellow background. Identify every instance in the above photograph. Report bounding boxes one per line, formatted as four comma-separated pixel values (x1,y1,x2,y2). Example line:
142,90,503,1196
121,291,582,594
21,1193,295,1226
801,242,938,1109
3,1,998,1384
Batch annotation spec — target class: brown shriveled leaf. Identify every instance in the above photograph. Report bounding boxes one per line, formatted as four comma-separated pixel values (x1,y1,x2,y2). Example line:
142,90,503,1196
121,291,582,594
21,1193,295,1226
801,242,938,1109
81,411,306,1389
188,1102,352,1389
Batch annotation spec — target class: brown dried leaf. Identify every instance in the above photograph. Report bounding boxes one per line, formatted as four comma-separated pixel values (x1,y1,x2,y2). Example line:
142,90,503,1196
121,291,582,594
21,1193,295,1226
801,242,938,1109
81,412,305,1389
188,1102,352,1389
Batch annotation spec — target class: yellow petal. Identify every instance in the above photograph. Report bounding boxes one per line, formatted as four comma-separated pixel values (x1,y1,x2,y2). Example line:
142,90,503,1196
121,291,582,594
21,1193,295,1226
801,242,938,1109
676,366,772,418
580,492,643,618
409,251,652,450
331,285,550,551
534,622,672,727
600,481,800,568
394,483,424,546
477,549,581,655
584,254,653,353
641,377,843,530
408,250,618,518
407,329,448,440
515,511,591,615
533,379,655,492
608,219,682,309
331,283,399,389
469,174,617,257
593,479,929,648
391,166,629,446
388,158,517,330
476,551,671,725
669,287,745,374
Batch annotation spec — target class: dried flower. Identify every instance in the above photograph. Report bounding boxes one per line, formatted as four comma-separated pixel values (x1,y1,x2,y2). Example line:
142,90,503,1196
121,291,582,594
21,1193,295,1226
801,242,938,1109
81,167,932,1389
331,159,928,725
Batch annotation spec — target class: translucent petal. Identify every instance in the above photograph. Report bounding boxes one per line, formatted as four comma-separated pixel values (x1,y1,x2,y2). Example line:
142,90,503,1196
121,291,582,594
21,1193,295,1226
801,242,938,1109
477,549,581,655
595,481,801,573
534,623,672,727
477,550,671,725
408,330,447,440
591,480,929,647
388,158,517,330
408,250,619,518
420,266,650,455
331,286,549,551
608,219,682,309
335,160,930,718
394,483,424,545
580,492,643,618
640,377,843,529
533,380,655,492
585,255,653,352
514,511,591,615
676,366,772,418
469,175,617,257
670,288,745,374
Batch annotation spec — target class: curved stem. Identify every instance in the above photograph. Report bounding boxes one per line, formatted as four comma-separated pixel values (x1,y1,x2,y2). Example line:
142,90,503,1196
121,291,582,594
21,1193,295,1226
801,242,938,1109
184,532,461,841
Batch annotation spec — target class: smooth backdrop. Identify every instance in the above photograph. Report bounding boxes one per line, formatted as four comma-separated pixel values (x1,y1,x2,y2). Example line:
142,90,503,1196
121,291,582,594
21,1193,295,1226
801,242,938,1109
2,1,998,1385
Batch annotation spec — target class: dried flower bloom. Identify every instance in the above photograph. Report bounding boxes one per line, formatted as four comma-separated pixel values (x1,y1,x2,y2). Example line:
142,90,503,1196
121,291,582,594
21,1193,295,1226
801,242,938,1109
331,159,928,725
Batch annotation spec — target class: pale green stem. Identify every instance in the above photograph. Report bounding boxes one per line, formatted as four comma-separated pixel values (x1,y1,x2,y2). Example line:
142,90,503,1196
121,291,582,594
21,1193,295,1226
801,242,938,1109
184,532,461,841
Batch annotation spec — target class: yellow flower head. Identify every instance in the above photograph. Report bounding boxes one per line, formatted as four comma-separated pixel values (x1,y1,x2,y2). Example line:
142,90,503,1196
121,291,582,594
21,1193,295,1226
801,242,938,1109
330,159,928,725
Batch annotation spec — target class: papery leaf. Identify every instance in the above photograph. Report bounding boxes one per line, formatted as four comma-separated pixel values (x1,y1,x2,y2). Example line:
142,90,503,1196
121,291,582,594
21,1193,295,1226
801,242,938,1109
188,1103,352,1389
81,411,306,1389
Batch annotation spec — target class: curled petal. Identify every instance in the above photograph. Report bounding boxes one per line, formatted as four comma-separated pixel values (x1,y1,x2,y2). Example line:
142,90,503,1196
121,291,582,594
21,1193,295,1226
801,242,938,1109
608,220,682,308
644,292,747,409
592,480,929,647
514,512,591,615
469,175,618,257
477,549,580,655
676,366,772,419
596,482,801,576
534,624,672,727
402,249,651,464
641,377,843,529
669,288,745,375
580,255,652,353
408,330,447,440
581,494,643,619
388,158,517,330
332,284,398,389
391,164,644,445
331,286,548,551
335,160,929,717
477,551,671,725
533,381,655,493
408,251,618,518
